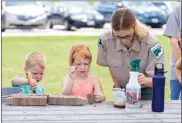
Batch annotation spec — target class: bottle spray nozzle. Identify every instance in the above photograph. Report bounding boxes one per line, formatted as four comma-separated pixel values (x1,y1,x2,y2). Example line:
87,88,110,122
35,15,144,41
130,59,141,72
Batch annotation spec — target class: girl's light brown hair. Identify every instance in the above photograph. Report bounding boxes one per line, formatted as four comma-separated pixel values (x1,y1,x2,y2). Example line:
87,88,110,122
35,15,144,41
69,44,92,66
111,8,149,39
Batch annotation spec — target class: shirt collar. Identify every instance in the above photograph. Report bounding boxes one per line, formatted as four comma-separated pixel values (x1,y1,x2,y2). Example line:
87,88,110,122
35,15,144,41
115,37,140,52
131,38,140,52
115,39,127,51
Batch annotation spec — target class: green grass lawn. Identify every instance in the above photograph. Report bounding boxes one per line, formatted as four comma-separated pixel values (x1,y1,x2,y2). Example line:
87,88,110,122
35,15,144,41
2,35,171,100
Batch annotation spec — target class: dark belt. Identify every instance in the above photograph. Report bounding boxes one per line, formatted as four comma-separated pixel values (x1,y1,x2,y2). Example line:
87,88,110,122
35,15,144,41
113,85,125,89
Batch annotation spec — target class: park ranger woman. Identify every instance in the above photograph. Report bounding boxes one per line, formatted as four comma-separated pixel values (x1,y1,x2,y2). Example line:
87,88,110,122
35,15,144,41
96,8,165,100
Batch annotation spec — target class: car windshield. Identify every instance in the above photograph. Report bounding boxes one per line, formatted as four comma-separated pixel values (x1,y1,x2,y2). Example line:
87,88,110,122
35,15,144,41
55,1,92,14
123,2,154,8
152,2,166,6
97,4,116,12
5,2,37,6
69,7,84,14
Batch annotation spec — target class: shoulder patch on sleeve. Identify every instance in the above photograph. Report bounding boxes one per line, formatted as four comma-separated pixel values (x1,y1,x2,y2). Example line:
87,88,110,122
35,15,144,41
98,38,104,48
151,42,164,59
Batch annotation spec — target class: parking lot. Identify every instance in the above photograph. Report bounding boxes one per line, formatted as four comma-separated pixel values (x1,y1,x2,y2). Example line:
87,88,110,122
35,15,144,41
2,1,178,37
2,24,164,37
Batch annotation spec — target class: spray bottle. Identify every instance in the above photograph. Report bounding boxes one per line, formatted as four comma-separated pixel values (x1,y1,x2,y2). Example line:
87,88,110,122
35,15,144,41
125,59,141,110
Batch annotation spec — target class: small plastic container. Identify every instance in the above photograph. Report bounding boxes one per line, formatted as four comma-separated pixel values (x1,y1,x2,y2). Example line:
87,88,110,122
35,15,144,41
2,87,24,103
113,88,126,108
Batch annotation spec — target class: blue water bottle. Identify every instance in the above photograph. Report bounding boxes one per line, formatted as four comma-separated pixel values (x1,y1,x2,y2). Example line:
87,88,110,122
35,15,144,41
152,63,165,112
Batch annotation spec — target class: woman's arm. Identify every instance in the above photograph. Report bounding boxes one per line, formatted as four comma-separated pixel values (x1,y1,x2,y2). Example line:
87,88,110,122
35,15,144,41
144,37,165,87
61,75,75,95
138,73,152,87
175,57,181,83
93,76,105,102
176,57,181,70
171,37,181,63
109,67,120,88
11,77,29,86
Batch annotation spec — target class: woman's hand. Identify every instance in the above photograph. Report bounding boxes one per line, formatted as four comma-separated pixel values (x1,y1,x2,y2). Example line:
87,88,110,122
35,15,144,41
138,73,152,87
138,73,146,85
68,66,77,80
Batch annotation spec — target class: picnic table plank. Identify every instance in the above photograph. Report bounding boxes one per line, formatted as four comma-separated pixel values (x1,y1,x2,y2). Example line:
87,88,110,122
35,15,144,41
2,114,181,120
2,119,181,123
2,100,181,123
2,101,181,110
2,109,181,115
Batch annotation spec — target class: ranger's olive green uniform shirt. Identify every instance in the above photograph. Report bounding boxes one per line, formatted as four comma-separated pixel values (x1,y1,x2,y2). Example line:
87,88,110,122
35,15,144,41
97,30,165,88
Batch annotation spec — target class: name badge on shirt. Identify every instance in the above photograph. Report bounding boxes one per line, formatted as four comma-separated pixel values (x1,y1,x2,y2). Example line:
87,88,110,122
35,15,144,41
151,42,164,59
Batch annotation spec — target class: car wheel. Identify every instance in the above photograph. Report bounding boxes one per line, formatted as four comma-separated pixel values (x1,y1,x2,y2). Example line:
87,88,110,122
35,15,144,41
64,20,71,31
1,28,5,32
46,19,53,29
151,23,163,28
95,24,104,28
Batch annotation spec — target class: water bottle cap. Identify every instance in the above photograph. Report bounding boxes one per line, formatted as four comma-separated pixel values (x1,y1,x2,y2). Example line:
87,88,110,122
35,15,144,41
155,63,164,73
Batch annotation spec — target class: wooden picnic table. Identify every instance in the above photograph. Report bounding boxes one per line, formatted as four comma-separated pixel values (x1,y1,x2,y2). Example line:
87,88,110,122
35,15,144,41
2,100,181,123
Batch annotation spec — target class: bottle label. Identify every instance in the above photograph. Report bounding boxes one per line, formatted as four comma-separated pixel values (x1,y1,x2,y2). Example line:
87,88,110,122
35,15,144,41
113,89,126,105
125,88,141,108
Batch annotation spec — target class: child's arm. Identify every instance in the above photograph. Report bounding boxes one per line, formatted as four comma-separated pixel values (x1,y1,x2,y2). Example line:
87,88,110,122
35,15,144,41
175,57,181,83
11,77,29,86
61,66,77,95
93,76,105,102
61,75,75,95
11,76,38,91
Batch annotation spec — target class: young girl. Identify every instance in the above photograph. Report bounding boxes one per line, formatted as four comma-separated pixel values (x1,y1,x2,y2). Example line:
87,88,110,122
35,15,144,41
61,44,105,102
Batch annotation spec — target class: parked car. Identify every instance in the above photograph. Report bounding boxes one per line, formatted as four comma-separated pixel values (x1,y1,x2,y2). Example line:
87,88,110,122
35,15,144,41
94,2,117,23
2,1,49,29
43,2,106,30
118,2,168,28
41,2,65,29
1,9,5,31
151,2,171,18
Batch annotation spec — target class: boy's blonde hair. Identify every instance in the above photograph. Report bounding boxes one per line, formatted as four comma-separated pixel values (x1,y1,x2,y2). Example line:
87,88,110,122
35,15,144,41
69,44,92,66
25,52,46,69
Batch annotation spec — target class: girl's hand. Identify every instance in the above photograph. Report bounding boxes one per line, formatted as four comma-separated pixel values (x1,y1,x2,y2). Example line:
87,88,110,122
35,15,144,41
29,79,37,91
68,66,77,80
94,93,105,102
